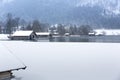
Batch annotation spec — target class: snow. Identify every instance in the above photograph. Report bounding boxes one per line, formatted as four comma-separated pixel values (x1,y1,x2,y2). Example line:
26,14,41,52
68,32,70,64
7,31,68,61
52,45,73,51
12,30,33,36
36,32,50,36
95,29,120,35
0,43,24,72
0,41,120,80
0,34,9,40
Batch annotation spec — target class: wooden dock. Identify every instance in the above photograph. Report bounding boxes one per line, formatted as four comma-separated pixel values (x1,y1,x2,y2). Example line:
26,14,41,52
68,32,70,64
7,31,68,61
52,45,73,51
0,66,26,79
0,71,12,79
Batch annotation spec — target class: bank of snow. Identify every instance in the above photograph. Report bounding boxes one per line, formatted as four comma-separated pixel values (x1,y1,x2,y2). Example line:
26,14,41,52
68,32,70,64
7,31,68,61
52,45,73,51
95,29,120,35
1,41,120,80
0,34,9,40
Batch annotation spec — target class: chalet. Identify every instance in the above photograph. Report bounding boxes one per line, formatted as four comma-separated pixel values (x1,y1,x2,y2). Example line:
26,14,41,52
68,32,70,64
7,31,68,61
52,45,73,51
8,30,37,40
0,44,26,79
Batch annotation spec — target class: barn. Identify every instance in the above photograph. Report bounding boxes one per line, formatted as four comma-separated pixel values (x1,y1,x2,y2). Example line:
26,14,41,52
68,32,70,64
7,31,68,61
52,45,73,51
8,30,37,40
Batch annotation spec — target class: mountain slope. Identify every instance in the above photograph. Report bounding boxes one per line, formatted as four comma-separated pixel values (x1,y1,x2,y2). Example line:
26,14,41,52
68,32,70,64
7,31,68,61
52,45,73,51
1,0,120,28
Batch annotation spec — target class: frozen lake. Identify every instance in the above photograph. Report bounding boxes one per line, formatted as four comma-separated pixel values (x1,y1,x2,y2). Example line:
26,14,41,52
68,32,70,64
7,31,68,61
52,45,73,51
1,41,120,80
49,36,120,42
1,34,120,43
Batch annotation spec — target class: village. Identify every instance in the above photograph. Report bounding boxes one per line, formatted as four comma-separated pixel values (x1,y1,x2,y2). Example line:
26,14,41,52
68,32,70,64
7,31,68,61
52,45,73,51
1,23,120,41
0,13,120,41
2,27,120,41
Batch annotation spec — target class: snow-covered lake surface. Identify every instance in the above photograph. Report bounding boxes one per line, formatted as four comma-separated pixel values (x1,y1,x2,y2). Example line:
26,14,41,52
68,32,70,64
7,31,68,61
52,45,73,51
1,41,120,80
0,43,24,72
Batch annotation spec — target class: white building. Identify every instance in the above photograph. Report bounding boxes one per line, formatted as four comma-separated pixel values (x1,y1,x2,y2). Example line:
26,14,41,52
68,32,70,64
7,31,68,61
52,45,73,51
8,30,37,40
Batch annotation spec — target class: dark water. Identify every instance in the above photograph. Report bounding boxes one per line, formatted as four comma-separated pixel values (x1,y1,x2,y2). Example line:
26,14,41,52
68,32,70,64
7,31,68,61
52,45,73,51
49,36,120,43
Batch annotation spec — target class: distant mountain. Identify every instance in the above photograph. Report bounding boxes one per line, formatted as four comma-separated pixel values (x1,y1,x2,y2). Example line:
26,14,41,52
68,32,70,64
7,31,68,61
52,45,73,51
76,0,120,16
1,0,120,28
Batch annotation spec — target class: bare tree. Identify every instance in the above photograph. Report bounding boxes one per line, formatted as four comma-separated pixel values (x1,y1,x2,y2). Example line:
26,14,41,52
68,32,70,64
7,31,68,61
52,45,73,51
20,19,27,28
57,24,65,35
32,20,41,32
0,25,2,34
26,22,32,30
5,13,13,34
78,25,93,35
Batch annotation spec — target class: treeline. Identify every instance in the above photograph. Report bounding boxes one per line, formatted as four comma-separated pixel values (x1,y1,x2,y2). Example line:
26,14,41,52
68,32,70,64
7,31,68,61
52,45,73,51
0,13,93,35
50,24,93,35
0,13,49,34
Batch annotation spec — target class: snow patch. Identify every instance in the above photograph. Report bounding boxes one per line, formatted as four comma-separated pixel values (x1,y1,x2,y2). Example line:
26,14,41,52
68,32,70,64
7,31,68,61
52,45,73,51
0,34,9,40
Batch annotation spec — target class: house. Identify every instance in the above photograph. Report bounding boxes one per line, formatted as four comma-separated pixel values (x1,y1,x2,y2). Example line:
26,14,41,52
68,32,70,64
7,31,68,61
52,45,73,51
88,32,95,36
8,30,37,40
0,44,26,79
64,33,70,36
36,32,52,38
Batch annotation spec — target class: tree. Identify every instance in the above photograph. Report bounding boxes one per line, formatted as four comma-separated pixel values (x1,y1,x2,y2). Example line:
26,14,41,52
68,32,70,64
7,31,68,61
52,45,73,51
0,21,3,34
26,22,32,30
69,25,78,35
69,26,74,35
5,13,13,34
0,25,2,34
40,23,50,32
5,13,21,34
20,19,27,28
78,25,93,35
49,26,56,34
32,20,41,32
57,24,65,35
14,17,20,28
73,25,78,35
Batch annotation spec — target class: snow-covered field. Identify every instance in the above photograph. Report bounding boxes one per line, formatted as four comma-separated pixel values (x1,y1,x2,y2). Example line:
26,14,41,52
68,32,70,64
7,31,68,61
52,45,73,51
95,29,120,35
1,41,120,80
0,34,9,40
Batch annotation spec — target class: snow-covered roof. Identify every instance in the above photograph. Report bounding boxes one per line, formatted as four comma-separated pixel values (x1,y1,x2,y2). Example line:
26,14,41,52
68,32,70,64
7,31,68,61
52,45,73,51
88,32,95,35
12,31,33,36
0,44,24,72
36,32,50,36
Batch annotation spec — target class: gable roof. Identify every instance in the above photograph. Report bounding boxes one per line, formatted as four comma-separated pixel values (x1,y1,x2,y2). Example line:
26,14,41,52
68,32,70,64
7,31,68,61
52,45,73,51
12,30,33,36
0,44,24,72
